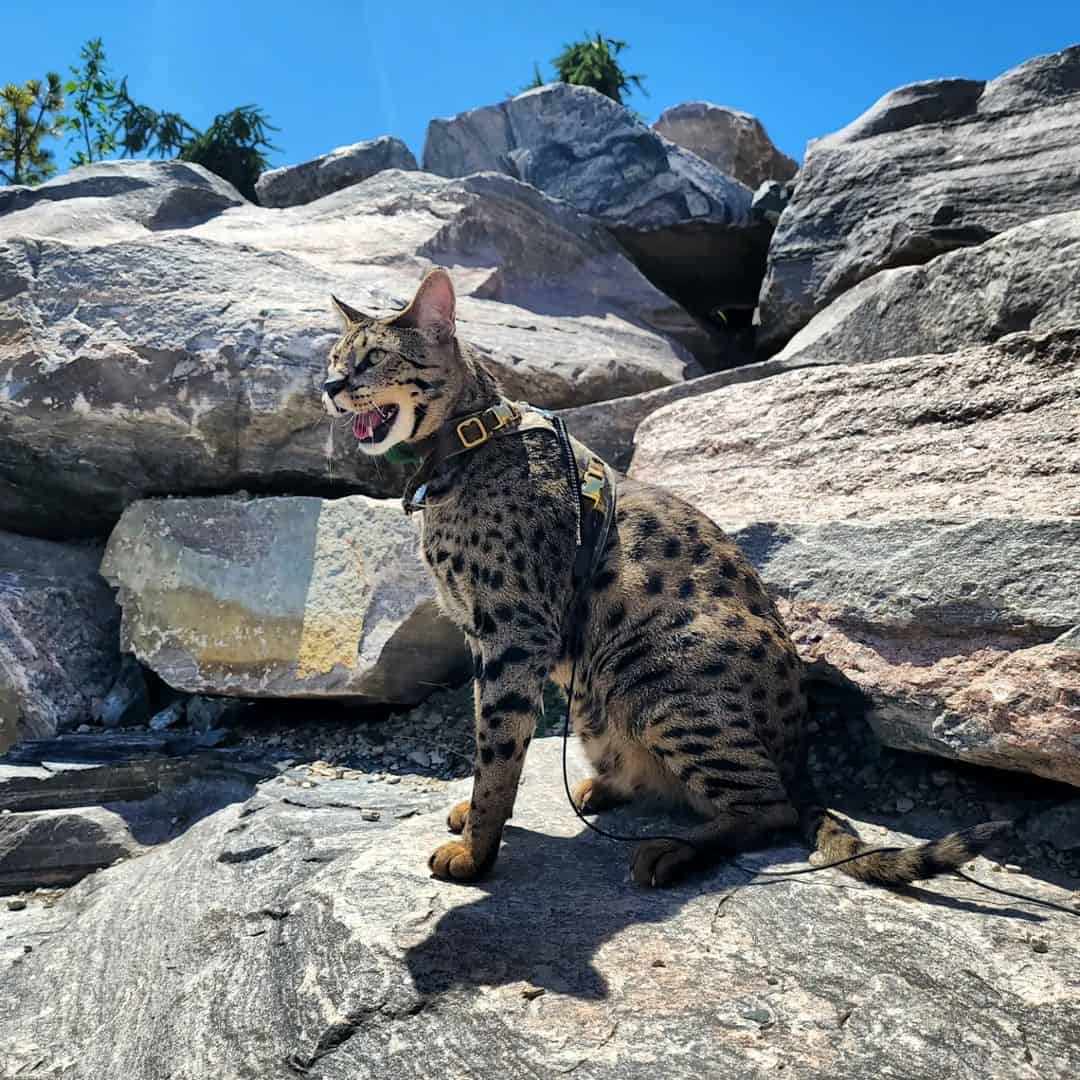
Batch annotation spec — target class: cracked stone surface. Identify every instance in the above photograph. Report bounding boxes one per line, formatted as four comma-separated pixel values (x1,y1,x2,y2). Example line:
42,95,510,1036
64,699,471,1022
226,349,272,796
0,737,1077,1079
631,330,1080,786
0,161,695,538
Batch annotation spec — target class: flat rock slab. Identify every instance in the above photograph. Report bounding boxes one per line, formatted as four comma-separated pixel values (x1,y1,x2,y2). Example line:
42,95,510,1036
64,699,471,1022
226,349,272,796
631,331,1080,786
0,733,279,892
0,733,276,813
1,737,1077,1079
100,494,470,702
758,45,1080,351
0,159,244,232
0,804,144,892
559,363,791,472
0,532,120,750
1,163,694,538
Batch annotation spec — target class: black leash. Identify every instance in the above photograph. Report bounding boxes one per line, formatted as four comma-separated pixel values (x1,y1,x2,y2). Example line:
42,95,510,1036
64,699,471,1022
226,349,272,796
549,444,1079,917
557,670,1080,916
395,400,1079,917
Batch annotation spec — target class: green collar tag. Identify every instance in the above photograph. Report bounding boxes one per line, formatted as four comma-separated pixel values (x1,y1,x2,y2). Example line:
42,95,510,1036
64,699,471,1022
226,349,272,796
385,443,422,467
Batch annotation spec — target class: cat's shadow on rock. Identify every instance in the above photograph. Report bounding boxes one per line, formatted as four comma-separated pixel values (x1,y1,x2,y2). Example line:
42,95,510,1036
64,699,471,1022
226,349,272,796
403,821,702,1001
404,815,1045,1003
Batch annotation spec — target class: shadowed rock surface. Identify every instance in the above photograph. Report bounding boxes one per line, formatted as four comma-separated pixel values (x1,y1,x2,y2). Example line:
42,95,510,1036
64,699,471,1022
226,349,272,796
1,734,278,892
255,136,417,208
632,330,1080,786
100,495,470,701
653,102,798,189
0,533,120,750
0,737,1076,1079
1,163,695,538
757,45,1080,352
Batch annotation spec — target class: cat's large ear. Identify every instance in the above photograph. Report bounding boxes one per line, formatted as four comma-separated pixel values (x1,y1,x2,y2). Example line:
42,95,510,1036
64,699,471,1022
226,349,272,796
330,295,372,328
390,269,456,343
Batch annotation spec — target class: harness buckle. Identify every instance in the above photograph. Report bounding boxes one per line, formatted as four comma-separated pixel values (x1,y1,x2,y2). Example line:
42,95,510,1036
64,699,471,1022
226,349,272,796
581,457,607,513
456,416,489,449
489,401,518,431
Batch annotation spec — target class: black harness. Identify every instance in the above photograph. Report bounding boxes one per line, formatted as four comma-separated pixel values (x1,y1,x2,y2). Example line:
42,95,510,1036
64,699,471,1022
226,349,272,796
400,398,617,601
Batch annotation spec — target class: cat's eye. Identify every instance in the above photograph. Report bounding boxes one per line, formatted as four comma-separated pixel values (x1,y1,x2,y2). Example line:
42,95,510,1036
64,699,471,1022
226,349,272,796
361,348,386,368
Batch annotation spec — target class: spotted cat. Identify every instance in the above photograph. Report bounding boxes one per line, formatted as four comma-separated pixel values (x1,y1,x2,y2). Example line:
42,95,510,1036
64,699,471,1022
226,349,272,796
322,269,1006,887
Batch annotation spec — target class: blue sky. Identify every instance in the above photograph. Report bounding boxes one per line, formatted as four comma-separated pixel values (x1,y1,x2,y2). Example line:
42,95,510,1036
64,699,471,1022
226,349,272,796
3,1,1077,176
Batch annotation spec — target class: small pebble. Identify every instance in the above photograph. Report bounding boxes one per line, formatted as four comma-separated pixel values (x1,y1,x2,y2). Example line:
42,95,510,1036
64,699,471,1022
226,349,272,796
1030,938,1049,954
76,724,93,734
651,959,666,968
386,776,402,785
521,986,545,1000
1004,864,1023,874
740,1006,773,1025
7,898,27,911
896,797,915,814
361,810,381,822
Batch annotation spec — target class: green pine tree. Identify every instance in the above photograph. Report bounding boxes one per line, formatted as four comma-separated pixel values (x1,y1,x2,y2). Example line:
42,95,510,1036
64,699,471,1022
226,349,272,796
0,73,66,185
550,32,646,105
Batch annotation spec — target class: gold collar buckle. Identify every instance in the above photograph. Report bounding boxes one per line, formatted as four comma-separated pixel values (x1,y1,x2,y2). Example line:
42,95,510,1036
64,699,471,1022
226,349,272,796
456,416,489,449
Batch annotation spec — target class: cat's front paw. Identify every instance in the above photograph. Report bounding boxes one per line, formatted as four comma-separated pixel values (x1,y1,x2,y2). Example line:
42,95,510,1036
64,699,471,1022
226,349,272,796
428,840,485,881
446,800,472,834
572,777,626,815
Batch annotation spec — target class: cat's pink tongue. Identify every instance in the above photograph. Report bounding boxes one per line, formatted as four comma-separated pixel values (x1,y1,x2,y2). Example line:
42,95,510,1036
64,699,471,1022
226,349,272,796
352,411,377,440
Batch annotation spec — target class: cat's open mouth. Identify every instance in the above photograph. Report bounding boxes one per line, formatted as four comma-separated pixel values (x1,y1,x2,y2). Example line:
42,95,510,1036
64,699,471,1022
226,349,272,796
352,404,399,444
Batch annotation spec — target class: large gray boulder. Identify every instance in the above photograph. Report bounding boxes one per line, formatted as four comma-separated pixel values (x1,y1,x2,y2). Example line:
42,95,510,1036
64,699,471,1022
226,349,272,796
423,84,771,323
424,83,752,230
254,136,418,208
0,533,120,752
632,329,1080,787
653,102,798,189
100,495,470,702
1,736,1077,1079
775,210,1080,370
757,44,1080,352
1,162,695,538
